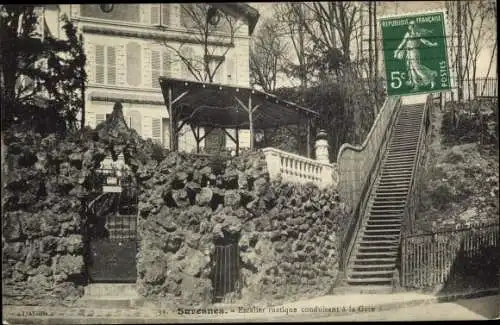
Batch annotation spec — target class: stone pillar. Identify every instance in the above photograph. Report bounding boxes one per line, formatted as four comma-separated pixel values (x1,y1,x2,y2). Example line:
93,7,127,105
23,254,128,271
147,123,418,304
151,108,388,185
315,129,329,163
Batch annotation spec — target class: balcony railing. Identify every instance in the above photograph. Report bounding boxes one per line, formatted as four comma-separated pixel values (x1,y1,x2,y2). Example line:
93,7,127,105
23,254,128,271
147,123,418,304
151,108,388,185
262,147,339,189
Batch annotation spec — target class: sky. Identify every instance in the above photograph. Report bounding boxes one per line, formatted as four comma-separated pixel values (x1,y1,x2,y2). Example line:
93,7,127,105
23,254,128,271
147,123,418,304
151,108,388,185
248,1,497,88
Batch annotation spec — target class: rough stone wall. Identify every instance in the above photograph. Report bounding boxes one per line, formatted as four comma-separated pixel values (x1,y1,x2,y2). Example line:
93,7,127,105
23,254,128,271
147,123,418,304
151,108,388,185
2,103,350,307
2,103,151,306
136,150,350,306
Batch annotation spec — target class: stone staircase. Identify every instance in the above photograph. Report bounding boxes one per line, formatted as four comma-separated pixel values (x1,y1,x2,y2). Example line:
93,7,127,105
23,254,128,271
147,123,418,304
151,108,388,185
345,103,426,290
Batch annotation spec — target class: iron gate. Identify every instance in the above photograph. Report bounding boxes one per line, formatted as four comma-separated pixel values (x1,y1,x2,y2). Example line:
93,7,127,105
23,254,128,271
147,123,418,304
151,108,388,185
212,242,241,303
86,165,138,283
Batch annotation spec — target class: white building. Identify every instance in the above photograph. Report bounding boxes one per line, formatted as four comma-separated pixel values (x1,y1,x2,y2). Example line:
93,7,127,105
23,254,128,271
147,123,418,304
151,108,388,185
43,4,259,152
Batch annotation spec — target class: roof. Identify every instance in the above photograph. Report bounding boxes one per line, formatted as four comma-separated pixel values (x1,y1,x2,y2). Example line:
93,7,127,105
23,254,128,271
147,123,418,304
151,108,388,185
213,3,260,35
159,78,319,130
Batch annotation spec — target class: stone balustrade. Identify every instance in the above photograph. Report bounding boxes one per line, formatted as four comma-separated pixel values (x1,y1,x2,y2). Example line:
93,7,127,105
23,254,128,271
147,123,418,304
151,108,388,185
262,147,339,189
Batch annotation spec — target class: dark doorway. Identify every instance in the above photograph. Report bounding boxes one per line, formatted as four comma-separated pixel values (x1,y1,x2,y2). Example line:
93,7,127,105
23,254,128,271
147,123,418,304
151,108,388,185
212,234,241,303
85,170,138,283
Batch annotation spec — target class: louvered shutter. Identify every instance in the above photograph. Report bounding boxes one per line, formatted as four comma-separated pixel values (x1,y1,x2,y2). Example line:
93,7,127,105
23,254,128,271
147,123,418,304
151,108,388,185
171,4,181,27
143,46,152,88
96,113,105,127
151,4,160,25
95,45,105,84
126,42,141,86
116,44,126,85
142,116,153,139
161,4,171,26
151,50,161,88
107,46,116,85
86,44,96,83
152,118,162,144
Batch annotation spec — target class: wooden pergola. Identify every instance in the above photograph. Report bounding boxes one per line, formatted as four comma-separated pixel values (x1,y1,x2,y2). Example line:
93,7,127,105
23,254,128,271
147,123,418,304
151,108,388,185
159,78,320,157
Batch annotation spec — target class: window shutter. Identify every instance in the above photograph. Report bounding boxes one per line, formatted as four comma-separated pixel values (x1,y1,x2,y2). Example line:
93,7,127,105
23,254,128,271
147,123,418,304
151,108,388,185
86,44,96,83
161,4,171,26
162,50,171,77
143,46,152,88
151,4,160,25
96,113,105,126
126,42,141,86
152,118,162,144
107,46,116,85
151,50,161,88
95,45,105,84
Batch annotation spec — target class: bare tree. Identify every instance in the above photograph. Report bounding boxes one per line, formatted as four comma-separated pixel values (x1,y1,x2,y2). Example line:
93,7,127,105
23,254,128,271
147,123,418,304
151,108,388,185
157,4,242,84
250,17,288,92
274,2,312,89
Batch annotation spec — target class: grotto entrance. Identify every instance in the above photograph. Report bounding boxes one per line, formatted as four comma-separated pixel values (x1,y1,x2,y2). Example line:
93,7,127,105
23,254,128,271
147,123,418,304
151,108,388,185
211,233,241,303
84,158,138,283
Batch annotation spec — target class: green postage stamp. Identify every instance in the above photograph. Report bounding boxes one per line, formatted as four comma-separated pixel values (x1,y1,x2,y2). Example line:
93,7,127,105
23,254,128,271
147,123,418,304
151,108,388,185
379,10,452,96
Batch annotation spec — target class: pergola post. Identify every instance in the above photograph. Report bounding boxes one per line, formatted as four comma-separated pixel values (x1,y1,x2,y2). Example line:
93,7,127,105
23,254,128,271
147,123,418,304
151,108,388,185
235,127,240,156
248,93,254,151
167,86,176,151
306,117,312,158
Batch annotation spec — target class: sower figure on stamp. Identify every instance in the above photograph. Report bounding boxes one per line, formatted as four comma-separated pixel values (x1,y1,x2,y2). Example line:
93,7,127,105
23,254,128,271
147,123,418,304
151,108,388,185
394,20,439,91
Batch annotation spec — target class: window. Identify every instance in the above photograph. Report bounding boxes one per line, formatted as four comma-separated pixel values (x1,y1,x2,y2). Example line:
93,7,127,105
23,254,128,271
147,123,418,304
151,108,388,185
95,45,116,85
151,4,172,26
152,118,161,144
152,49,172,88
126,42,142,86
128,110,142,136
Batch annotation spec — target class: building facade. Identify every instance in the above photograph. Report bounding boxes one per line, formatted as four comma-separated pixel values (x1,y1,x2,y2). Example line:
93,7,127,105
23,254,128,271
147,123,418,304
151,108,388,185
45,4,257,152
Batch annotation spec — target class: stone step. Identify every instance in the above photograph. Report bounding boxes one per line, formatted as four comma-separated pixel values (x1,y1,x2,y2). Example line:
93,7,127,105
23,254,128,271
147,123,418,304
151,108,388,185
84,283,138,297
361,234,400,242
356,246,399,254
331,285,394,294
382,161,414,167
388,144,418,150
366,219,402,226
354,250,398,258
370,202,406,208
352,257,397,265
380,170,413,175
349,270,394,278
346,278,393,285
369,209,405,215
364,223,401,229
371,198,407,204
358,239,400,245
364,228,401,234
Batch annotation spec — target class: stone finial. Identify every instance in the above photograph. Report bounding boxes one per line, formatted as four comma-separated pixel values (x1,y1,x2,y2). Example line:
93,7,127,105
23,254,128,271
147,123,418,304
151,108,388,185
315,129,329,163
